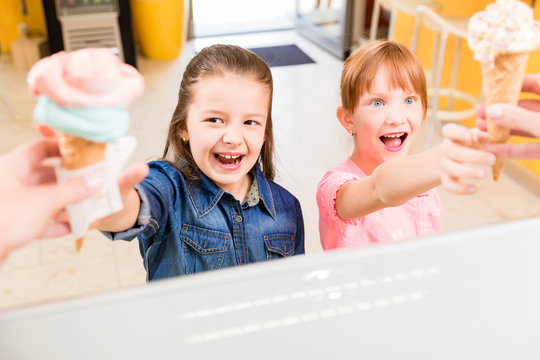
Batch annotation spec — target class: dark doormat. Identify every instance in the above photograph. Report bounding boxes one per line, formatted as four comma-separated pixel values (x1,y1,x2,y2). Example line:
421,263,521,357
248,44,315,67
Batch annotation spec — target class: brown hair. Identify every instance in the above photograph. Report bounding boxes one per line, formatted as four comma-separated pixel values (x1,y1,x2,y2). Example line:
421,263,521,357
340,40,427,116
162,44,275,180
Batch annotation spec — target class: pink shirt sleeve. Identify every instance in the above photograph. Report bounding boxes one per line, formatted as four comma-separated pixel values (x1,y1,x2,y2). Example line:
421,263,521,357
316,169,359,249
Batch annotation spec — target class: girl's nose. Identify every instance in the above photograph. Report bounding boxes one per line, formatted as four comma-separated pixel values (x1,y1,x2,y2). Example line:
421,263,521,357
384,106,406,126
222,124,243,145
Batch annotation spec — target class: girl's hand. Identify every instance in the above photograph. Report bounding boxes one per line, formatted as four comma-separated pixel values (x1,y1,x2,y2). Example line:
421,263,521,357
89,163,149,231
440,123,496,195
54,163,149,230
38,122,149,232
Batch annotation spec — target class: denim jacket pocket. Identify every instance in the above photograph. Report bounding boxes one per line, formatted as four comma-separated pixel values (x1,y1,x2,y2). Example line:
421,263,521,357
180,224,231,274
263,233,295,260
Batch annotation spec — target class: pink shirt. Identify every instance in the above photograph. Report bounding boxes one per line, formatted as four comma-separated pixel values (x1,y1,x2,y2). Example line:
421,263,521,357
316,158,442,250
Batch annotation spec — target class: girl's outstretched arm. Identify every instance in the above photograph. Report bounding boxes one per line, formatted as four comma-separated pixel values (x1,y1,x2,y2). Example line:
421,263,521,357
92,163,149,232
336,145,444,220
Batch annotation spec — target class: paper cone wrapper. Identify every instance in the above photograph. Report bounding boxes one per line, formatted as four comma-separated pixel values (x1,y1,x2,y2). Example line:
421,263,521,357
55,136,137,242
58,133,107,251
481,52,529,181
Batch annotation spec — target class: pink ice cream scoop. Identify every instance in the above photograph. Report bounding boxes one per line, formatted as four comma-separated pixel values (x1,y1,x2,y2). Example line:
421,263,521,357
26,48,145,249
28,48,145,142
27,48,144,108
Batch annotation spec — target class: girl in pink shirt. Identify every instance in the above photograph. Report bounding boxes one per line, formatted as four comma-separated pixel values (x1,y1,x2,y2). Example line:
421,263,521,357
317,41,492,250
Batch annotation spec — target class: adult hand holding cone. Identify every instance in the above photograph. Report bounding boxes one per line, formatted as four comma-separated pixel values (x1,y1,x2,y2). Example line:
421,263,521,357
28,48,145,250
468,0,540,181
481,52,529,180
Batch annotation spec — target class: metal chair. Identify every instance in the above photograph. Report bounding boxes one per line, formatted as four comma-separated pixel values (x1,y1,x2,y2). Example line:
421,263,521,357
369,0,441,50
414,4,480,148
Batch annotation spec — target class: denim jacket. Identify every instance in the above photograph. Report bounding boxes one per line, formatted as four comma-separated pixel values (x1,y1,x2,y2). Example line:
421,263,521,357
104,161,305,281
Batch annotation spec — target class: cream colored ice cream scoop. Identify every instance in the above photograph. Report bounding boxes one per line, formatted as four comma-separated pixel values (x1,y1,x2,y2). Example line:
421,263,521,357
468,0,540,180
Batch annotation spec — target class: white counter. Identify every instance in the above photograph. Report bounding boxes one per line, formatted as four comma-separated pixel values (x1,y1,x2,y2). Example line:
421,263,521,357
1,217,540,359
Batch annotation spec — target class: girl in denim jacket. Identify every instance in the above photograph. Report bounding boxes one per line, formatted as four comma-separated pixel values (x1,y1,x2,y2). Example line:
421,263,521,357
97,44,305,280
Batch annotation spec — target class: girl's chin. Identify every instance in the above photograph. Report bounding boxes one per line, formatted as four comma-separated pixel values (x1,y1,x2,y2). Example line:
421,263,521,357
381,148,408,161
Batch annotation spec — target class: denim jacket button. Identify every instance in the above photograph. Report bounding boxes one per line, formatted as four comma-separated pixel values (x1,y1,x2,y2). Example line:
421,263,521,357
235,215,243,223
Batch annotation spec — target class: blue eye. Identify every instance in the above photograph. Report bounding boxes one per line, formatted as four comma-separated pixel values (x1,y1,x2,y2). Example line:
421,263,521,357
372,99,383,107
405,97,415,104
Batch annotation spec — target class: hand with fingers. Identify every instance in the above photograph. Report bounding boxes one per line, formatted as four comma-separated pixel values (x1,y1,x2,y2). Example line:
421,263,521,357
0,138,149,264
476,73,540,159
440,123,497,195
51,161,149,234
36,123,149,237
88,162,149,233
0,138,101,263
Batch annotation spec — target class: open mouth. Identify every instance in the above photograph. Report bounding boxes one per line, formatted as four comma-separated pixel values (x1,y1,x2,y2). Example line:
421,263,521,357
379,132,408,150
215,153,243,166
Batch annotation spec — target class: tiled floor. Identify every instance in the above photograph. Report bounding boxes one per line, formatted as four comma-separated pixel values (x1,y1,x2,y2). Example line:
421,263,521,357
2,30,540,311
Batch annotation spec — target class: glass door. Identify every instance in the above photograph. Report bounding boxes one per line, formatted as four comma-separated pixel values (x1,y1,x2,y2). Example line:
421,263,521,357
191,0,295,37
295,0,369,59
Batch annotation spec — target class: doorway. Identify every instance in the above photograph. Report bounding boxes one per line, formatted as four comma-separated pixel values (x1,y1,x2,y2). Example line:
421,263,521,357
190,0,295,37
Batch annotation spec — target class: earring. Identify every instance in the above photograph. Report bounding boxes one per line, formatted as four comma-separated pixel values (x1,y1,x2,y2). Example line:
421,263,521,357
350,129,356,136
182,137,188,144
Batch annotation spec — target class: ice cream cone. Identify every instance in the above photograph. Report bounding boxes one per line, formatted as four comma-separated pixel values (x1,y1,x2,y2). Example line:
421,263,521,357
58,133,107,170
75,237,85,252
481,52,529,180
58,133,107,251
28,48,145,246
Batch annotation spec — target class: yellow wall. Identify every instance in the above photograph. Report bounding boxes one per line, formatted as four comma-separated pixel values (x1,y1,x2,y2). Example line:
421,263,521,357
3,0,540,175
0,0,46,53
393,0,540,176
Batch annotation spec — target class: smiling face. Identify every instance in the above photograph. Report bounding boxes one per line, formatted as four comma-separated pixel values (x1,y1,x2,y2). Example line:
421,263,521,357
344,65,424,174
181,72,270,200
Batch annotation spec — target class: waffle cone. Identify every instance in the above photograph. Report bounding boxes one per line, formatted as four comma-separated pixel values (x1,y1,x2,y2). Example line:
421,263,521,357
58,133,107,251
481,52,529,180
58,133,107,170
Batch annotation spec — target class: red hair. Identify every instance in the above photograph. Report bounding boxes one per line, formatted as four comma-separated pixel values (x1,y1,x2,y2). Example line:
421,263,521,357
341,41,427,117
